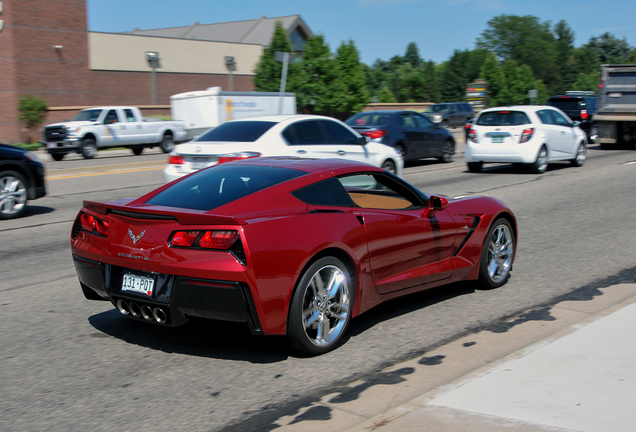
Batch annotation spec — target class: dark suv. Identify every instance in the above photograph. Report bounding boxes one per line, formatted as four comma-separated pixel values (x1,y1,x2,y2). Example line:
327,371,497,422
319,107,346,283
424,102,474,127
547,91,597,140
0,143,47,219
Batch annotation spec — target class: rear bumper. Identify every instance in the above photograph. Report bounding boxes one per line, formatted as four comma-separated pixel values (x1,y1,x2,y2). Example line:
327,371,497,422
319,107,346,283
465,141,540,164
73,254,263,334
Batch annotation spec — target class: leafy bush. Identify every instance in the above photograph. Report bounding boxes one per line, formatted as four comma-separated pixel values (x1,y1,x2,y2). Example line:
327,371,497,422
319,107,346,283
18,95,48,129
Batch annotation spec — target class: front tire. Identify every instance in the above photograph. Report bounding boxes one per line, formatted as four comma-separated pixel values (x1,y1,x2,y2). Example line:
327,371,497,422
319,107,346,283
381,159,397,174
160,133,174,153
571,142,586,167
51,153,65,161
81,138,97,159
530,145,548,174
0,170,28,220
287,257,353,355
132,147,143,156
478,218,515,289
438,140,454,163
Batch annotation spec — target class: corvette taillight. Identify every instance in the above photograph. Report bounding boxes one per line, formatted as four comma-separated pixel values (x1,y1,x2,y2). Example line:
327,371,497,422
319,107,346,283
218,152,260,165
169,230,239,249
520,128,534,143
79,212,110,236
361,130,388,140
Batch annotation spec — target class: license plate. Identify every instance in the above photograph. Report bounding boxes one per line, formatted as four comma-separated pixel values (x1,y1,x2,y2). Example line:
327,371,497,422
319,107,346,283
191,157,209,170
122,272,155,296
491,136,504,143
46,142,58,148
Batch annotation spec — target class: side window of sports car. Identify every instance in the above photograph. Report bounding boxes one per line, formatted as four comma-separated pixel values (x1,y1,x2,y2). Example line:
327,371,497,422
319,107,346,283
338,173,423,210
292,178,355,207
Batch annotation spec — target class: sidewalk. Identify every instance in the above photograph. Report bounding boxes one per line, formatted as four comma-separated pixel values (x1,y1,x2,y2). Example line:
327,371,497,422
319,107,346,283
272,280,636,432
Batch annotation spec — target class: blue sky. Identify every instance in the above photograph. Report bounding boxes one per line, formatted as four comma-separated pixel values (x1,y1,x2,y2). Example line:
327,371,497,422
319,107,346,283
87,0,636,66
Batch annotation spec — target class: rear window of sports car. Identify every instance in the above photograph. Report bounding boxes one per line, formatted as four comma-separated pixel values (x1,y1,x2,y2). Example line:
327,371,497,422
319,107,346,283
476,111,530,126
195,121,277,142
146,165,306,211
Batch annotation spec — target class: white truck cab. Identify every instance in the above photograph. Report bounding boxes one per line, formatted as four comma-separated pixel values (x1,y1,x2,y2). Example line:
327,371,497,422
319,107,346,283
43,106,187,160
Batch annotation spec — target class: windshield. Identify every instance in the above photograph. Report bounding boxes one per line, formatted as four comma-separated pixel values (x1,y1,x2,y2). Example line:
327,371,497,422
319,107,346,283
425,105,449,113
145,164,306,211
196,121,277,142
476,111,531,126
345,113,390,127
71,109,102,122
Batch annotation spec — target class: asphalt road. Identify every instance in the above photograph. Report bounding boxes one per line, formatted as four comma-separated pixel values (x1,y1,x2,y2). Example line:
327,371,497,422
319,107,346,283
1,142,635,431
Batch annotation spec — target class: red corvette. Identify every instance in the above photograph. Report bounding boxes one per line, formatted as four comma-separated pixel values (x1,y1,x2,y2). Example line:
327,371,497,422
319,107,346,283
72,158,516,355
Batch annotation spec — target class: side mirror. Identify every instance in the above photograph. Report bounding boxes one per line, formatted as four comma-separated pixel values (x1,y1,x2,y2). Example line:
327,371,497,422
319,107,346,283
573,121,580,127
426,195,448,218
356,135,369,145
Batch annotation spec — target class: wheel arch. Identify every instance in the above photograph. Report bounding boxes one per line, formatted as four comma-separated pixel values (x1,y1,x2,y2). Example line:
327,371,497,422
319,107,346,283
0,162,35,198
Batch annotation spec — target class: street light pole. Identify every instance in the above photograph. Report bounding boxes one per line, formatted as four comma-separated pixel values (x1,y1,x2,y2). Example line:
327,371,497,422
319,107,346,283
274,51,290,114
225,56,237,91
146,52,161,105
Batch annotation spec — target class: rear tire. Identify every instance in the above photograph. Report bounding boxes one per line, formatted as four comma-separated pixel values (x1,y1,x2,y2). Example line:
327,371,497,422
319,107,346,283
530,145,548,174
132,147,143,156
467,162,482,173
287,257,353,355
478,218,515,289
438,140,454,163
81,138,97,159
160,133,174,153
51,153,65,161
0,170,28,220
394,144,406,161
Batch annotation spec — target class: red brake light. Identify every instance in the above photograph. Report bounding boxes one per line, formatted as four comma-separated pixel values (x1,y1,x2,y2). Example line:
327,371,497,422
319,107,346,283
170,231,200,247
468,129,477,143
79,212,109,236
520,128,534,143
169,155,185,165
218,152,260,165
80,213,96,232
361,130,387,140
581,110,588,120
498,111,510,114
199,230,239,249
465,123,471,130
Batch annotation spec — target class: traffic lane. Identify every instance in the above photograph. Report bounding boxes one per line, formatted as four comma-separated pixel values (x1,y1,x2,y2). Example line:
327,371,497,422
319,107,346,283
1,149,636,431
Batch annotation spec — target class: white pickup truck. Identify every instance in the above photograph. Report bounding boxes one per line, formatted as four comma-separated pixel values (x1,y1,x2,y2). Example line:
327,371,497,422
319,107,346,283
42,106,187,160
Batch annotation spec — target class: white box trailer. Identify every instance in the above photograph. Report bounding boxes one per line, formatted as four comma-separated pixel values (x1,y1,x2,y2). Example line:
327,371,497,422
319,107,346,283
170,87,296,139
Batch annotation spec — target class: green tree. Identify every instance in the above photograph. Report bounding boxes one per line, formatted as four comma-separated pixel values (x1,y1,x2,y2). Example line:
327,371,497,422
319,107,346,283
586,32,632,63
422,60,440,102
552,20,577,94
404,42,422,68
332,40,369,116
253,21,294,92
480,53,505,106
377,86,397,103
288,34,333,113
18,95,48,143
572,71,600,93
477,14,558,91
439,50,470,101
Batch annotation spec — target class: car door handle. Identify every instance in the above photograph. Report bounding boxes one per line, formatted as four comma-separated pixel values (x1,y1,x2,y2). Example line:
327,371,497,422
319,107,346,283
296,150,307,154
560,131,566,135
337,150,346,156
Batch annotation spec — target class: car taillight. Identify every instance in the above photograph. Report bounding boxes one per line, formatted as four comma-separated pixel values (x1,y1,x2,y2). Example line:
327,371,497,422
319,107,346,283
520,128,534,143
79,212,110,236
169,230,239,249
218,152,260,165
199,230,239,249
581,110,588,120
169,155,185,165
361,130,387,140
170,231,200,247
468,129,478,143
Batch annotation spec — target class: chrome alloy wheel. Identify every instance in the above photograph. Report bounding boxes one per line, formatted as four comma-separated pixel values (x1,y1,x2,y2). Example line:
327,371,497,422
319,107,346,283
486,224,514,284
576,143,586,165
536,147,548,173
300,265,350,347
0,174,27,217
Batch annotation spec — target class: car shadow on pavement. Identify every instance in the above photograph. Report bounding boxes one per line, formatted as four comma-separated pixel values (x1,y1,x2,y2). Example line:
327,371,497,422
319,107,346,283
467,163,574,175
88,309,290,364
23,205,55,217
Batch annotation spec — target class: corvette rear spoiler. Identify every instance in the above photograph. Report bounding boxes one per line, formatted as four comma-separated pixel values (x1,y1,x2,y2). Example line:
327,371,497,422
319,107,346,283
82,200,247,225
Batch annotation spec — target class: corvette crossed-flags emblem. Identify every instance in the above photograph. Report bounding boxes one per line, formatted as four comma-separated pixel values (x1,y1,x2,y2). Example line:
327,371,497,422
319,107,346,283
128,228,146,245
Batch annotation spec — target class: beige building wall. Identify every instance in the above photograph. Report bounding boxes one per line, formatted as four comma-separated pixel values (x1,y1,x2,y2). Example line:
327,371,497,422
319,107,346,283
88,32,263,75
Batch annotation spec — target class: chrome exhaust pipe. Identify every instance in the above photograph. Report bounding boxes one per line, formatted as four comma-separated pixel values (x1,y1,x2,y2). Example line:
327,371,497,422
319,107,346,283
141,305,154,321
129,302,141,317
153,307,167,324
116,299,130,316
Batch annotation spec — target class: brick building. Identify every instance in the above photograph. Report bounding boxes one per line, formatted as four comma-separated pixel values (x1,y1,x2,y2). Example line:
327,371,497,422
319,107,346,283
0,0,312,143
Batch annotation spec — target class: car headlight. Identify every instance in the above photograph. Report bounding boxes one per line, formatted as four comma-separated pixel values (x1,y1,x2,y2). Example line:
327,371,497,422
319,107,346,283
25,152,41,163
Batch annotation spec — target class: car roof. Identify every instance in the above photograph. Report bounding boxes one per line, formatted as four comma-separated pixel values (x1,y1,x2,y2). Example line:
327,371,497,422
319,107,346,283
224,156,384,175
225,114,337,123
479,105,554,113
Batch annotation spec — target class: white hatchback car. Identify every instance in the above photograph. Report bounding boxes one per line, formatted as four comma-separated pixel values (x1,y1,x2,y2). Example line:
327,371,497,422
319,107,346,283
164,115,404,183
465,105,587,174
